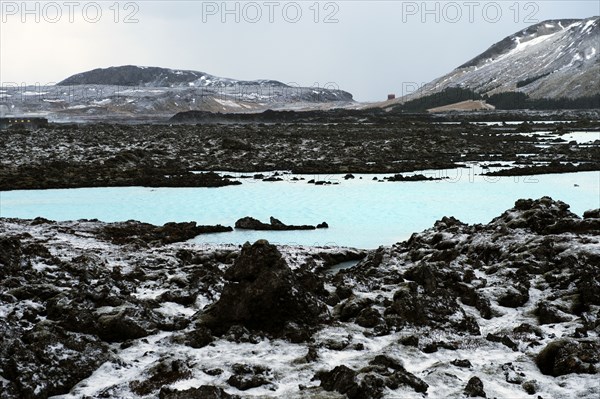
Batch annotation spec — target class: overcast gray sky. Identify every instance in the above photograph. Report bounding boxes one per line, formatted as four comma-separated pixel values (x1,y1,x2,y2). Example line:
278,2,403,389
1,0,598,101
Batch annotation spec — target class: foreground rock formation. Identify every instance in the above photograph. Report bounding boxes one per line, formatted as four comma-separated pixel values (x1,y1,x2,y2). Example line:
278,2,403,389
0,197,599,398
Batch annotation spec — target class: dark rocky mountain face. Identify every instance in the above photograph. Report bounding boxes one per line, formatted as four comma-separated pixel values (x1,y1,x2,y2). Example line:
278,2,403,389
58,66,206,87
459,18,583,68
57,65,289,88
402,17,599,101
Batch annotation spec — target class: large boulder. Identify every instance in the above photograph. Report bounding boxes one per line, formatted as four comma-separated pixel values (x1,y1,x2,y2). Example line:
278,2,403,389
198,240,328,337
464,376,486,397
227,364,272,391
316,356,428,399
316,366,395,398
234,217,269,230
316,365,360,397
536,339,600,376
583,209,600,219
370,355,428,393
493,197,581,234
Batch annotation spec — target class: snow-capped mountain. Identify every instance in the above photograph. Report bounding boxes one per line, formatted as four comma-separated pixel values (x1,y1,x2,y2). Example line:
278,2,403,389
56,65,288,89
405,17,599,101
0,66,354,121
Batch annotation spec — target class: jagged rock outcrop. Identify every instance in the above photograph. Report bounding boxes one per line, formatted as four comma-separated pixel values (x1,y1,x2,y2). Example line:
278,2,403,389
101,220,233,245
316,355,429,398
197,240,329,338
234,216,317,231
536,340,600,376
1,321,112,398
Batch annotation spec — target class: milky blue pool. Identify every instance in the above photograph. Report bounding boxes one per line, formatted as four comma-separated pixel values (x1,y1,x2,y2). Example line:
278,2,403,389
1,168,598,248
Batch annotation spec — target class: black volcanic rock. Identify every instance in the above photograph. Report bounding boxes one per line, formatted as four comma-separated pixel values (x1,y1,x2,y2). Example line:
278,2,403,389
101,221,232,245
385,173,444,182
464,376,486,397
583,209,600,219
388,286,480,334
176,325,214,349
317,358,429,398
536,339,600,376
130,358,193,396
197,240,328,337
339,297,373,322
96,309,154,342
0,163,242,191
316,365,359,396
370,355,429,393
159,386,238,399
170,108,379,125
227,364,272,391
0,236,24,277
221,137,253,151
492,196,580,234
2,322,111,398
234,216,316,231
452,359,473,368
535,302,573,324
498,286,530,308
484,163,600,178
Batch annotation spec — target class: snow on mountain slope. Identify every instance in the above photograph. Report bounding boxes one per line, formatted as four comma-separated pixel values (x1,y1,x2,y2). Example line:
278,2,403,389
0,66,354,120
57,65,288,89
406,17,599,100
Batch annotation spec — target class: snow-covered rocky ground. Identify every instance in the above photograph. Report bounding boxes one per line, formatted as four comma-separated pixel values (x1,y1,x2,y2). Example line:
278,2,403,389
1,197,599,398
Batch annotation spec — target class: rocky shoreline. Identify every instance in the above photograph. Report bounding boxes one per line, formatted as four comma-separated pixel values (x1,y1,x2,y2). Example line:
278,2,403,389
483,161,600,177
1,197,599,398
1,118,598,190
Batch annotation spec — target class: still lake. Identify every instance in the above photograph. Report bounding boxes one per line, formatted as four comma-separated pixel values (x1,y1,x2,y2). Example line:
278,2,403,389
1,168,598,248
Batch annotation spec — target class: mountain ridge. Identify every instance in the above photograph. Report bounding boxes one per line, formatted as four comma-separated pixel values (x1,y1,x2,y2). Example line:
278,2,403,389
1,66,354,119
57,65,289,88
401,16,599,102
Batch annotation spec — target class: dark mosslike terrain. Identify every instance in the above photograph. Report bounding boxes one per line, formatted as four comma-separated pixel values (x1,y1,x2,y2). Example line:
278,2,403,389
1,114,599,190
0,197,599,398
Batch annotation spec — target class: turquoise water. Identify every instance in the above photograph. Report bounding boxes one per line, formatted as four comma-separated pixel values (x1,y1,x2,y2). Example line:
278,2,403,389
1,168,598,248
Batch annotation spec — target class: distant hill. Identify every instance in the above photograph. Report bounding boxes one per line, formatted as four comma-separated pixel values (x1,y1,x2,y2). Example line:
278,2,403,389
57,65,288,89
400,17,599,104
1,66,354,120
